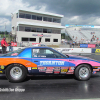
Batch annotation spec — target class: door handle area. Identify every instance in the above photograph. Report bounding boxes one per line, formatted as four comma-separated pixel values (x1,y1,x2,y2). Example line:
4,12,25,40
34,61,39,62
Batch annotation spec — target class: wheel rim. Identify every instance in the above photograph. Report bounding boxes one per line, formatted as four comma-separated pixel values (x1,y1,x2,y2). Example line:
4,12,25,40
79,67,89,78
10,67,22,79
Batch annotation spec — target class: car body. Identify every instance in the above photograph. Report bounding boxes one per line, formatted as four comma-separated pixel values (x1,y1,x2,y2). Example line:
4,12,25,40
0,47,100,82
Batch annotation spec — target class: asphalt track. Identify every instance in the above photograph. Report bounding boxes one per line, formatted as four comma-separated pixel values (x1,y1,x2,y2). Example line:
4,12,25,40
0,54,100,100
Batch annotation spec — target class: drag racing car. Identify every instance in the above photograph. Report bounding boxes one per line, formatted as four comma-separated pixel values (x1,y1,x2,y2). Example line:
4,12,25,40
0,46,100,82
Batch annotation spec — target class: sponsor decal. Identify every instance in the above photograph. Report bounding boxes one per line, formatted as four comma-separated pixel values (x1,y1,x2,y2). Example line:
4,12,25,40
94,67,98,68
32,34,51,37
97,67,100,69
69,67,75,70
69,59,75,61
80,44,88,48
68,70,74,73
81,49,84,52
62,49,72,51
28,67,31,70
38,67,46,69
46,69,53,71
56,49,62,52
39,69,46,72
68,67,74,73
32,67,37,69
95,49,100,53
1,65,4,69
40,61,65,66
0,71,3,73
93,71,96,74
88,44,96,48
66,72,74,74
33,49,39,53
54,67,60,71
34,55,37,57
54,67,60,69
54,71,60,74
26,62,31,66
61,67,68,69
61,69,68,73
46,71,53,73
38,56,46,58
47,67,54,69
11,53,18,56
82,60,90,62
93,69,100,71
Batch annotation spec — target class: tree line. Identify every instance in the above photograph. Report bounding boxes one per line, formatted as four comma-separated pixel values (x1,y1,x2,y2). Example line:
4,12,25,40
61,33,72,40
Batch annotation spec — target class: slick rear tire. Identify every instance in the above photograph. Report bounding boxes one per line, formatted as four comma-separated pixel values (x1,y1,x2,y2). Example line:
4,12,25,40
74,64,92,81
5,64,27,83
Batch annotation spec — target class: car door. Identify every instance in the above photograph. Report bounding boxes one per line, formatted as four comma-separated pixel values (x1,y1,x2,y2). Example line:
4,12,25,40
31,48,69,74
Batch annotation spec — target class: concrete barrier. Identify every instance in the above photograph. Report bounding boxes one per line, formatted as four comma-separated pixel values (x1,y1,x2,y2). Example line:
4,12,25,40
0,47,25,52
0,46,99,54
55,48,91,54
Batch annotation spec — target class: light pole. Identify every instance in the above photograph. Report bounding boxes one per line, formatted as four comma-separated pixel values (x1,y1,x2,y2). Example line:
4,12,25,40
4,23,6,37
11,13,13,41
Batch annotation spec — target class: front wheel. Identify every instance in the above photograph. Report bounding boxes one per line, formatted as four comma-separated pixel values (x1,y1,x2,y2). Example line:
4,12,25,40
5,64,27,83
74,64,92,81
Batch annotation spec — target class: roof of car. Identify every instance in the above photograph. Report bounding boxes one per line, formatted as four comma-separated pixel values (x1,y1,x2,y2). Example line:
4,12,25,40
25,46,52,49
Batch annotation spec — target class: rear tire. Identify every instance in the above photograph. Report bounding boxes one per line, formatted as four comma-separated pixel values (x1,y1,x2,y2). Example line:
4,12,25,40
74,64,92,81
5,64,27,83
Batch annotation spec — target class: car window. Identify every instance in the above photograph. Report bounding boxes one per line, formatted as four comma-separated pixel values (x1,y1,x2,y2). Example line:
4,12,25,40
32,48,65,58
3,49,24,56
45,49,53,54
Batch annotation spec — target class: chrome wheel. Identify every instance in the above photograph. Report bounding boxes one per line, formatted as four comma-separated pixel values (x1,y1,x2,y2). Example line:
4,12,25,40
79,67,89,78
10,67,22,79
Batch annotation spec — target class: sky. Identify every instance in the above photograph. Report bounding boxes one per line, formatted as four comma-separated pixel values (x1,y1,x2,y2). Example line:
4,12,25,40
0,0,100,32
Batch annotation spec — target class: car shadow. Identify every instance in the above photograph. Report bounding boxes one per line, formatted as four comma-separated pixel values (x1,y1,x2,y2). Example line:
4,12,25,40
29,74,74,80
0,73,100,82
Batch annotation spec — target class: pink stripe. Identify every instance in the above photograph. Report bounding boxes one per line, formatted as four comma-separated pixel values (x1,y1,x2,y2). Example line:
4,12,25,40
56,59,100,66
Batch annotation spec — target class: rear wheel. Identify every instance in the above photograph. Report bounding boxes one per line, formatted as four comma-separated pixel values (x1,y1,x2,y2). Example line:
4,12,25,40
74,64,92,81
5,64,27,83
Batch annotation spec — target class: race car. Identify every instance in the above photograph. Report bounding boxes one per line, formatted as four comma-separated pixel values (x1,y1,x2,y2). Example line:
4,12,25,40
0,46,100,82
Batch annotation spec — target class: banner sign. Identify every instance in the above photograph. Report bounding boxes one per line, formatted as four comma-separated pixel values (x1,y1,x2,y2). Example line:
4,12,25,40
32,34,51,37
92,49,100,53
80,44,88,48
55,48,91,54
32,43,40,46
88,44,96,48
65,24,94,28
11,43,17,46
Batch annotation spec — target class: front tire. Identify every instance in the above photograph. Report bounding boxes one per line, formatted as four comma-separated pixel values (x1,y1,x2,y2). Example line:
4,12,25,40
74,64,92,81
5,64,27,83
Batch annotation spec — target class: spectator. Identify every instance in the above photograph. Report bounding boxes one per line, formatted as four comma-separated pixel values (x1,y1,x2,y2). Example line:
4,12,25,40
97,37,99,40
70,42,72,48
1,37,8,54
72,41,75,48
8,40,13,52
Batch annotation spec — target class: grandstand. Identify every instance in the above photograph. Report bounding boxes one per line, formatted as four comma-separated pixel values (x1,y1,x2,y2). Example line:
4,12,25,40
65,25,100,43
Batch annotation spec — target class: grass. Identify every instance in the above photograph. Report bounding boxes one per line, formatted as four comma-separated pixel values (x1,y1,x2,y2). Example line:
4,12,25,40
47,45,60,48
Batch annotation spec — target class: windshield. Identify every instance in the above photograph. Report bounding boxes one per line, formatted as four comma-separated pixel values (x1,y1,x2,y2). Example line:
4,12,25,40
2,49,24,56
